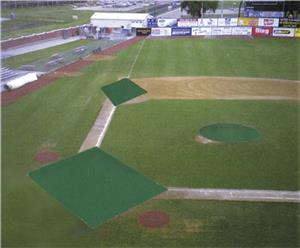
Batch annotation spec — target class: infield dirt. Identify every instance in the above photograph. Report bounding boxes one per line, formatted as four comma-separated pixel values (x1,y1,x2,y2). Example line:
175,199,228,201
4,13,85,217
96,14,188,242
133,77,300,100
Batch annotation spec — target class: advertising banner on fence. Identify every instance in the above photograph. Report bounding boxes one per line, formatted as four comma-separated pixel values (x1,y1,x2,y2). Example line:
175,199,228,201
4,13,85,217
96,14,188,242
295,28,300,37
279,19,300,28
217,18,238,27
171,27,192,36
136,28,151,36
157,19,177,27
147,18,157,28
244,8,284,18
198,18,218,27
178,19,198,27
151,28,171,36
211,27,232,35
258,18,279,27
191,27,211,36
252,27,272,37
272,28,295,37
231,27,252,36
238,18,258,27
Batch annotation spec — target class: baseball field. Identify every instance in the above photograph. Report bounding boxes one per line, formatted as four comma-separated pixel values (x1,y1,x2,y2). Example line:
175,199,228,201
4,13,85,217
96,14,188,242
2,37,300,246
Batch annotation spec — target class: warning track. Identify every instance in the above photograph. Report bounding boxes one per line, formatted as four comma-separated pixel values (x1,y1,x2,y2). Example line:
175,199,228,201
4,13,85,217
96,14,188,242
156,187,300,203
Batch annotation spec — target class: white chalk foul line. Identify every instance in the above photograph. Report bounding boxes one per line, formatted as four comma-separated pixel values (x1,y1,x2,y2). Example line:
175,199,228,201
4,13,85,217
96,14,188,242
96,102,116,147
157,187,300,203
127,38,146,78
80,37,146,150
96,38,145,146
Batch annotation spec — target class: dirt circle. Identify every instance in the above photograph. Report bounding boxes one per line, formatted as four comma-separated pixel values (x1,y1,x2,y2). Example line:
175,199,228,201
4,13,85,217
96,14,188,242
139,211,170,228
34,149,60,163
195,134,221,144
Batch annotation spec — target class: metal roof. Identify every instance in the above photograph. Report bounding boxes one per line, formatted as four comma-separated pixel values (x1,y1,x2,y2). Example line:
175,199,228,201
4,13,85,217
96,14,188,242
91,12,151,21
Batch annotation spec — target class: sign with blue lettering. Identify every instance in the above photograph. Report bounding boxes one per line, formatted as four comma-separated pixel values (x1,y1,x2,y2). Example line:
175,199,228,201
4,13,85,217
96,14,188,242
171,27,192,36
147,18,158,28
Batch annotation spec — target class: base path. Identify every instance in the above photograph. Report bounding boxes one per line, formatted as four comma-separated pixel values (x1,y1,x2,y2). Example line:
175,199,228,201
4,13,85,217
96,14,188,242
79,99,115,152
156,187,300,203
79,37,146,151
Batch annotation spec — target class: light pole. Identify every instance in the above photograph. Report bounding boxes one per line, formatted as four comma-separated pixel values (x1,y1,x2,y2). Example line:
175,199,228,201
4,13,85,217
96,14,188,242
221,0,224,18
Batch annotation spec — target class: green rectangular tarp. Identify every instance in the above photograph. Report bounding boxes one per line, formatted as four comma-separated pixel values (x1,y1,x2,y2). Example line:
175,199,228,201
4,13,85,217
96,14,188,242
101,78,147,106
29,147,166,228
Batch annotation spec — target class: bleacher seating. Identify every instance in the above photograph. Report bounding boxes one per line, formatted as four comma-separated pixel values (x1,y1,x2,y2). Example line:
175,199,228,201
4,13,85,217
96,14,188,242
0,67,28,82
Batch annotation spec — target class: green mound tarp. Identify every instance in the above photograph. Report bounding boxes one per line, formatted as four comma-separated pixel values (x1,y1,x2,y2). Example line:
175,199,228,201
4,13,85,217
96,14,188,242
29,147,166,228
199,123,259,143
101,78,147,106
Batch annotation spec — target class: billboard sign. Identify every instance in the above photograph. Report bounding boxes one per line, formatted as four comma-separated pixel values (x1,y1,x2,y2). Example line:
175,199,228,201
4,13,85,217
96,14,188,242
252,27,272,37
279,19,300,28
258,18,279,27
217,18,238,27
231,27,252,36
151,28,171,36
147,18,157,28
171,27,192,36
272,28,295,37
198,18,218,27
136,28,151,36
295,28,300,38
157,19,177,27
191,27,211,36
178,19,198,27
238,18,258,27
211,27,232,36
244,9,284,18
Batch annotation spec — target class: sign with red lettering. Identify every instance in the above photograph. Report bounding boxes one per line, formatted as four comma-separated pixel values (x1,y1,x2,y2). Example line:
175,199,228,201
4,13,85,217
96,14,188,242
252,27,272,36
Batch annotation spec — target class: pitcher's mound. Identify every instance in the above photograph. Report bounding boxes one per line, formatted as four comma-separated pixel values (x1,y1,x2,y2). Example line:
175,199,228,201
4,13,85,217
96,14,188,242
139,211,170,228
34,149,60,163
199,123,259,143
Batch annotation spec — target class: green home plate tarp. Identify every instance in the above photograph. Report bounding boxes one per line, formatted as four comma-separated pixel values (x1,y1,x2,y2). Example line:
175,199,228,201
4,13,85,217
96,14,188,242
29,147,166,229
101,78,147,106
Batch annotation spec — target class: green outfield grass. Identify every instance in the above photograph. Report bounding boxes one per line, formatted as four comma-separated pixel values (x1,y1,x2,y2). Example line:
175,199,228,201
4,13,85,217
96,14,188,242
1,6,93,39
2,38,299,246
2,39,92,68
132,38,300,80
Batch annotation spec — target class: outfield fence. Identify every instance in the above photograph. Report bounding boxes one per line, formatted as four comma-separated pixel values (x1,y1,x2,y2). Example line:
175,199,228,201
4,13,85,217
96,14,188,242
142,17,300,38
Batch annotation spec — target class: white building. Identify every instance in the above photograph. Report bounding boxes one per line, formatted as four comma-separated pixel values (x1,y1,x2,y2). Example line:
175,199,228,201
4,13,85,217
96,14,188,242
90,12,151,30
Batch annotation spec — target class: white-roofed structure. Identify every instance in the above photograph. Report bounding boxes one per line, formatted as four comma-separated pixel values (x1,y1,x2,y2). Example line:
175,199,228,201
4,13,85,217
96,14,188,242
91,12,151,29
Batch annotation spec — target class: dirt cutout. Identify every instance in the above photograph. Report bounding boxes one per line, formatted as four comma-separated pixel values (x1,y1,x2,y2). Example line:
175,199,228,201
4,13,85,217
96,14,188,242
133,76,300,100
34,149,60,164
139,211,170,228
51,71,82,77
123,94,149,105
85,54,116,62
194,135,221,144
